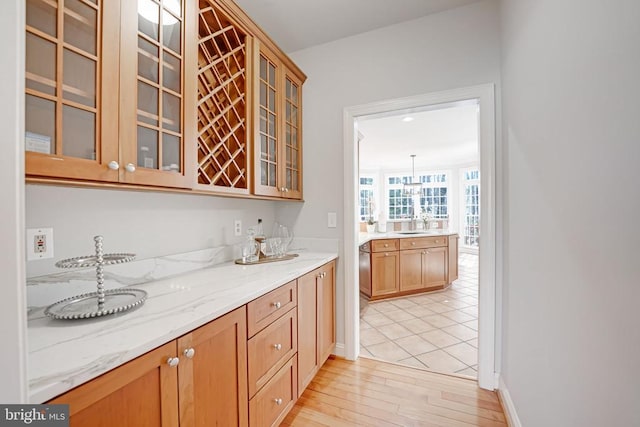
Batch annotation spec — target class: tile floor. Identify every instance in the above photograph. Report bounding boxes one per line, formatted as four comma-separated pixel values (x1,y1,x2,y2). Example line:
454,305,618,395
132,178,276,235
359,252,479,378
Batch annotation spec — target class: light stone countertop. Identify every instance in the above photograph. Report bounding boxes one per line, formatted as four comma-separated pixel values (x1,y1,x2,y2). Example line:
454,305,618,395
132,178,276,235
358,230,458,246
27,250,337,403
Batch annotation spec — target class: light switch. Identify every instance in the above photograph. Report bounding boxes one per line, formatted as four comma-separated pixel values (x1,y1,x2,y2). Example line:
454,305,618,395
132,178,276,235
327,212,337,228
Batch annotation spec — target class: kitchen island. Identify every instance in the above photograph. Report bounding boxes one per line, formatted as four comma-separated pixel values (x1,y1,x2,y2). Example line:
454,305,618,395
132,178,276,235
359,230,459,300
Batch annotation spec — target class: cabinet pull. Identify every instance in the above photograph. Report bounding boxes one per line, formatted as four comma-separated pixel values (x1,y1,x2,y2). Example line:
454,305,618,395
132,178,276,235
107,160,120,170
272,301,281,309
274,398,283,405
273,343,282,351
125,163,136,173
384,253,389,257
167,357,180,367
411,242,415,246
183,348,195,359
384,243,388,247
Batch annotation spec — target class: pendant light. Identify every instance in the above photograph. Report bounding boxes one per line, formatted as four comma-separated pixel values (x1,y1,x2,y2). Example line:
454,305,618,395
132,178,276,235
403,154,422,195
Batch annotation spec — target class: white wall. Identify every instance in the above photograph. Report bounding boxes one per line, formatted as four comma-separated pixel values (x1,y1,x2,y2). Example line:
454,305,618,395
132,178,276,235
500,0,640,425
288,0,501,349
0,0,28,403
26,186,279,278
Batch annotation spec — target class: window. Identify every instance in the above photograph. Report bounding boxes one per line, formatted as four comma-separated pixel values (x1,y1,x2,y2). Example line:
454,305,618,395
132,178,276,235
359,176,376,221
386,172,448,220
419,174,448,218
463,169,480,247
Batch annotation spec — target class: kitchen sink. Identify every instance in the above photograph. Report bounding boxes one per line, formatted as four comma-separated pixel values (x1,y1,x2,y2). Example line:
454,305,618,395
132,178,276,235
395,230,440,235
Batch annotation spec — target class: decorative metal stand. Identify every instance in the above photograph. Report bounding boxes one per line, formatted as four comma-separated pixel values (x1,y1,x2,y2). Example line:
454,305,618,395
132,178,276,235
44,236,147,320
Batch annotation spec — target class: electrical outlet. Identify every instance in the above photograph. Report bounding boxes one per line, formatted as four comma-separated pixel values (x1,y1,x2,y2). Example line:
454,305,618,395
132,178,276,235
234,219,242,236
328,212,337,228
26,227,54,260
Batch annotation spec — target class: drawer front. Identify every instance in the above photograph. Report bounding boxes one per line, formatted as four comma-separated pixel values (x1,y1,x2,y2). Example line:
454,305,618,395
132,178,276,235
399,236,447,250
371,239,399,252
248,308,297,397
247,280,297,337
250,356,298,427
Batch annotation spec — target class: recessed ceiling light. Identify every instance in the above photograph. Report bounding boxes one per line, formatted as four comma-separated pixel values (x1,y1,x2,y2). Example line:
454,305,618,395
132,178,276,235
402,117,414,122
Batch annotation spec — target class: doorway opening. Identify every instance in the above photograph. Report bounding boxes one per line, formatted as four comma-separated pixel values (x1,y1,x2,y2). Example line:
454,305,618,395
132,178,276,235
357,101,481,378
342,84,497,390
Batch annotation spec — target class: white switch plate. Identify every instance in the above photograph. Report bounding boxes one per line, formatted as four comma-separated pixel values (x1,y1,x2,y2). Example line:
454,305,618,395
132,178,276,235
26,227,54,260
234,219,242,236
327,212,337,228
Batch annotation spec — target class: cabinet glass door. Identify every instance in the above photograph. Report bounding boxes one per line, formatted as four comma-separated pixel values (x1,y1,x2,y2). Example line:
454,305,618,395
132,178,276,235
257,50,280,196
25,0,118,181
119,0,188,187
283,74,302,198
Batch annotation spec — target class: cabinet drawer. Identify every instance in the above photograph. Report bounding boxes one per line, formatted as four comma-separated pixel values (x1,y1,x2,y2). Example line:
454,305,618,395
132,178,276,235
250,356,298,427
248,308,297,397
399,236,447,250
371,239,399,252
247,280,297,337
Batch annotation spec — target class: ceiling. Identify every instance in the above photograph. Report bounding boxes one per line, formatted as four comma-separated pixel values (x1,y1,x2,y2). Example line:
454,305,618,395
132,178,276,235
234,0,485,53
357,103,479,171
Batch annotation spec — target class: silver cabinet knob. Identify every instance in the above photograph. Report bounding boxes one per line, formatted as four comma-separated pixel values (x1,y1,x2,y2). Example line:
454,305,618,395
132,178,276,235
183,348,195,359
274,398,283,405
167,357,180,367
272,301,281,309
384,253,389,257
411,242,416,246
280,187,286,192
107,160,120,170
125,163,136,173
384,243,388,247
273,343,282,351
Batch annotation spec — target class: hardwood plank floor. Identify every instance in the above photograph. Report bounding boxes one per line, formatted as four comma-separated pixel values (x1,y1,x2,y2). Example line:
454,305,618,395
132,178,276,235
281,356,507,427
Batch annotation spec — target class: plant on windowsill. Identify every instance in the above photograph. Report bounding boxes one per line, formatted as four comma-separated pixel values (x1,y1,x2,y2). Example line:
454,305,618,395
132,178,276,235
420,207,432,230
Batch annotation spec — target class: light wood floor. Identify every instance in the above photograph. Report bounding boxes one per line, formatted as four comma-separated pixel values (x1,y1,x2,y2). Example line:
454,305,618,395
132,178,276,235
281,356,507,427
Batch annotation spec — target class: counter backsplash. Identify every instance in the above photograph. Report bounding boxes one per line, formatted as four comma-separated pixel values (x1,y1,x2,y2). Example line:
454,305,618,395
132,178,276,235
27,237,339,311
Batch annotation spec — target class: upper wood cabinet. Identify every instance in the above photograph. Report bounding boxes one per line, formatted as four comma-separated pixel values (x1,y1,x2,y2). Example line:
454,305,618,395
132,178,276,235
190,0,252,194
253,43,303,200
25,0,305,198
25,0,119,182
25,0,192,188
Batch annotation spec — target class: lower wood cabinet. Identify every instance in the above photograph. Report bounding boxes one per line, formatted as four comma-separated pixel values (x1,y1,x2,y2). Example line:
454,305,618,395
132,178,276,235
49,306,247,427
177,307,248,427
47,260,337,427
297,260,336,395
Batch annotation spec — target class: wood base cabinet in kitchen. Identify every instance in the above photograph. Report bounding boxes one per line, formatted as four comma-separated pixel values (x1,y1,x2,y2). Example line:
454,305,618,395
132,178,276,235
46,259,337,427
361,235,458,301
297,260,336,394
48,307,248,427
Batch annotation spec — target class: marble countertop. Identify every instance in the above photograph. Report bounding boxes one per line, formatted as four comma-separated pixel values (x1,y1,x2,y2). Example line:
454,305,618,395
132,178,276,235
358,230,458,246
27,250,337,403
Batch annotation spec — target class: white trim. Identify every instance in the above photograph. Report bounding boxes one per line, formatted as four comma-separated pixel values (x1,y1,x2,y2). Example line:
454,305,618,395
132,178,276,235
343,84,498,390
332,342,346,358
0,0,28,403
498,376,523,427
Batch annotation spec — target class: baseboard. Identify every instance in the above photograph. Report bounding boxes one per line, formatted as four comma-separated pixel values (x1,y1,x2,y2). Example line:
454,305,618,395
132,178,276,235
332,342,345,358
498,376,522,427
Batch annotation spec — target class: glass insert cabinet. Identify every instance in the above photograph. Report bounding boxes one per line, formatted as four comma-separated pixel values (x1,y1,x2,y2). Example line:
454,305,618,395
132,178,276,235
25,0,305,199
25,0,189,189
253,44,303,199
